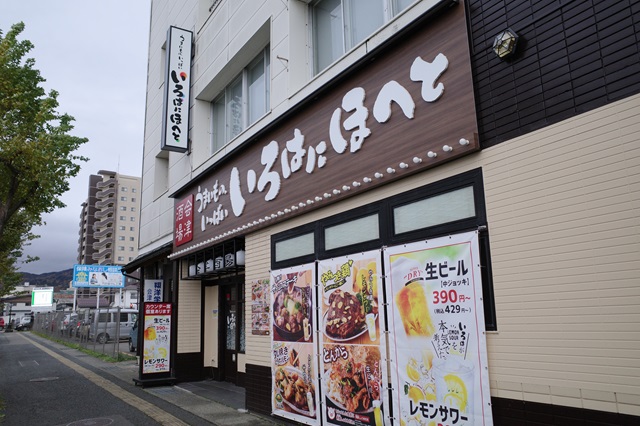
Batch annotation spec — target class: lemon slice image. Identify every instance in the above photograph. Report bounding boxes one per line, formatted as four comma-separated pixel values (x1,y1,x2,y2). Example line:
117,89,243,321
407,385,425,404
406,358,421,382
443,374,468,411
158,347,168,358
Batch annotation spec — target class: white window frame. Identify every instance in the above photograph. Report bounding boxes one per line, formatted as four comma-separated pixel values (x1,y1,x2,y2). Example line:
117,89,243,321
311,0,413,74
211,47,270,153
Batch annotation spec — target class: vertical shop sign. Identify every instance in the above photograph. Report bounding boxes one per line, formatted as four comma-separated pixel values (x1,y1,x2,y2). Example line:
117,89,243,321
161,26,192,153
384,232,492,426
144,280,164,302
142,303,172,374
174,194,194,246
318,251,388,426
271,265,319,425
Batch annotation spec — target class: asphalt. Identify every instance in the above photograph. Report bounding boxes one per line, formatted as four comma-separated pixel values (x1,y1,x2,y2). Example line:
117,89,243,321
23,332,288,426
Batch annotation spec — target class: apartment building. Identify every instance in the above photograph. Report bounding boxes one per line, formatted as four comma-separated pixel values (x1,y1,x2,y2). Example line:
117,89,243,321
127,1,640,424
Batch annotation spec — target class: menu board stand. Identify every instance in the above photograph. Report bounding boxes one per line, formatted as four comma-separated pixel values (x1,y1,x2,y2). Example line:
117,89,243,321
133,302,176,388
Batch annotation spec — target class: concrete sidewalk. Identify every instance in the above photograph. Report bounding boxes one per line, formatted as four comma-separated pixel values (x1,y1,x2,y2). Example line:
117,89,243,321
26,333,285,425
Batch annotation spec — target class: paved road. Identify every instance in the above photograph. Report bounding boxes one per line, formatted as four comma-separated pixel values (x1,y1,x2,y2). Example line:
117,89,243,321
0,331,216,425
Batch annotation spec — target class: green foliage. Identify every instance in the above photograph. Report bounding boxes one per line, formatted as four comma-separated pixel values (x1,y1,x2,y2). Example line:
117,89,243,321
0,22,88,296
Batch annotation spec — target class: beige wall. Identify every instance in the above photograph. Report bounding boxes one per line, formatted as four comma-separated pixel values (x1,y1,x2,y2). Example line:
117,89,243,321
244,94,640,416
177,276,202,354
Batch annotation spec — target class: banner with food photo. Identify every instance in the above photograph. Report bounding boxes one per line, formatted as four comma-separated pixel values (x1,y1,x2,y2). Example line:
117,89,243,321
318,251,388,426
384,232,492,426
271,265,319,425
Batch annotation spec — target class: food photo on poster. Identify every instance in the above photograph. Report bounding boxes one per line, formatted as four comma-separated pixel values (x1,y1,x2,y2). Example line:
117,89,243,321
273,270,314,342
318,252,389,426
384,232,493,426
271,265,320,425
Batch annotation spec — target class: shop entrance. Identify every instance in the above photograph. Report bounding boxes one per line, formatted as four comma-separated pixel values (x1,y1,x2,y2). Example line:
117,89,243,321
219,278,244,384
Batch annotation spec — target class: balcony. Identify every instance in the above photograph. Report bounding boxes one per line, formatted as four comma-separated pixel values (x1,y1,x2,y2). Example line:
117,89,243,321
96,186,116,199
92,216,114,232
93,226,113,239
95,198,115,209
94,206,115,219
92,237,113,251
96,177,116,189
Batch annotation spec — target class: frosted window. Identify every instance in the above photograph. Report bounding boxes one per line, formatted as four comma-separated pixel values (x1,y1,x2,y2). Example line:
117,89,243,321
325,214,379,250
394,186,475,234
275,233,315,262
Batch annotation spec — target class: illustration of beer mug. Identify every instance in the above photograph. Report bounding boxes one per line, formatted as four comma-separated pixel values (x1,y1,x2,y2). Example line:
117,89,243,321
395,282,435,337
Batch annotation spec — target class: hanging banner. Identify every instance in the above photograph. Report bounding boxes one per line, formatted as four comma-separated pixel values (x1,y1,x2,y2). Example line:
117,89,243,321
271,264,320,425
318,251,388,426
142,303,172,374
384,232,492,426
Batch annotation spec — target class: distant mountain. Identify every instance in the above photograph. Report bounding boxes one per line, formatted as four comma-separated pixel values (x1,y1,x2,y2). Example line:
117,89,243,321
20,269,73,289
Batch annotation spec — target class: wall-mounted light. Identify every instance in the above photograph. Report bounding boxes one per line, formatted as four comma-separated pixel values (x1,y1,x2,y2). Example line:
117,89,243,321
427,151,437,158
374,172,384,179
443,145,453,152
413,157,422,164
493,28,519,59
459,138,470,146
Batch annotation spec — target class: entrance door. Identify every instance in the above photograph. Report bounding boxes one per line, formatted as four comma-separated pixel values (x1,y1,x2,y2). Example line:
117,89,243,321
221,282,243,384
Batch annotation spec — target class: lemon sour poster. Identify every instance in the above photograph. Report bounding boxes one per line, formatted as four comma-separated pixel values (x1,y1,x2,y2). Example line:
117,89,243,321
143,302,172,374
384,232,492,426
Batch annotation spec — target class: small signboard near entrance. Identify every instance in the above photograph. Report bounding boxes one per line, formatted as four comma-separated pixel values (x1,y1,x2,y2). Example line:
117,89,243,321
142,302,172,374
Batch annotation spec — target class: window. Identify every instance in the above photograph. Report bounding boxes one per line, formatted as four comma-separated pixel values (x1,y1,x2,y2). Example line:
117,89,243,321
130,207,136,212
130,237,135,242
120,196,127,201
131,197,136,202
118,246,125,251
129,247,134,252
118,256,125,261
120,206,127,211
119,216,126,220
130,227,135,231
211,47,270,152
271,168,497,330
121,187,128,192
312,0,412,74
119,236,125,241
132,188,137,193
130,217,135,222
119,226,126,231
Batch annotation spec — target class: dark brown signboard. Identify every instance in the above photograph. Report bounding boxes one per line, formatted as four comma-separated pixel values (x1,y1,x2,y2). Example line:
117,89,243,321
172,2,477,256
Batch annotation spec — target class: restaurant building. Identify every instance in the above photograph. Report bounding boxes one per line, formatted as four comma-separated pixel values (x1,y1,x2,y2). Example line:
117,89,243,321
128,0,640,424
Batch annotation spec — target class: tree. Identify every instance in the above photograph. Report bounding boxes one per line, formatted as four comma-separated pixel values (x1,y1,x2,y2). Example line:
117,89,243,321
0,22,88,296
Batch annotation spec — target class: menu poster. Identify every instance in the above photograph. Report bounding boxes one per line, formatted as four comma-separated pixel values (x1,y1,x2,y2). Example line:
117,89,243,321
318,251,388,426
384,232,492,426
142,302,172,374
271,264,320,425
251,279,270,335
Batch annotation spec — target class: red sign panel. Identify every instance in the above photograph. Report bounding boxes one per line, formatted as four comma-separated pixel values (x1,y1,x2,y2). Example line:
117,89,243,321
174,194,194,246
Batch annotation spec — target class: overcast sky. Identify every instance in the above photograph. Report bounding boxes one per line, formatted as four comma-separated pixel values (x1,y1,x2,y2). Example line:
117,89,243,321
1,1,151,274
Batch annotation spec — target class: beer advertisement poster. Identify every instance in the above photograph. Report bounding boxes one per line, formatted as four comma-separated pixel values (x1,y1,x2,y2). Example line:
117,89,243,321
384,232,492,426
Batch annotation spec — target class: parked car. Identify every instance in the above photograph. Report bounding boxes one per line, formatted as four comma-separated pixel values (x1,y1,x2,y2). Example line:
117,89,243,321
89,308,137,344
129,318,138,352
15,316,32,331
60,313,78,336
